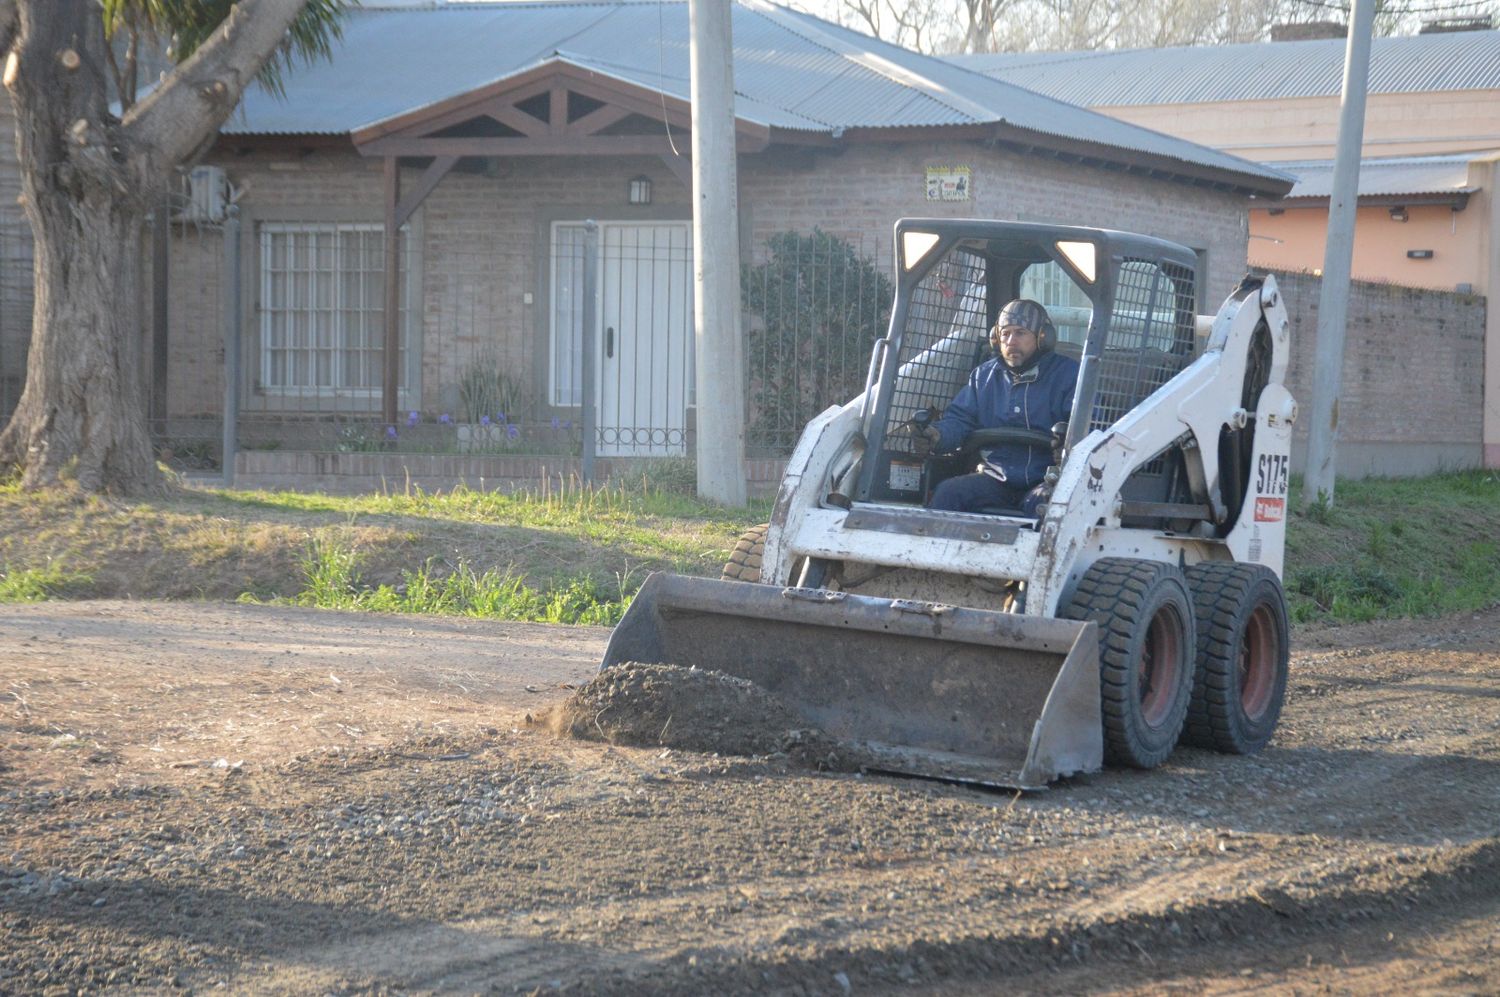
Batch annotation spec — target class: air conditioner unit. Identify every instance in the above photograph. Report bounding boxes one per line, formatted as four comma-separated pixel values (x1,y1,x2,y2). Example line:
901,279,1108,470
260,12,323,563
180,165,230,223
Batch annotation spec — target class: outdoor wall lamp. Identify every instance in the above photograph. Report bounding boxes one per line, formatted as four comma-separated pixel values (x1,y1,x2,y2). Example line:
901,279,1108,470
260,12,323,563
628,176,652,205
1389,206,1409,222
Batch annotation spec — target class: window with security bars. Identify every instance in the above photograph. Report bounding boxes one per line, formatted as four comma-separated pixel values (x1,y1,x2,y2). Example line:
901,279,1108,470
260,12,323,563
884,246,990,455
1090,258,1196,434
258,223,408,393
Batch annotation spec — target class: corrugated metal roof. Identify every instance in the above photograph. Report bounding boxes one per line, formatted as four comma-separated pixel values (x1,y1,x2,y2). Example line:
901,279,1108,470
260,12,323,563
1274,153,1480,200
952,30,1500,106
222,0,1290,190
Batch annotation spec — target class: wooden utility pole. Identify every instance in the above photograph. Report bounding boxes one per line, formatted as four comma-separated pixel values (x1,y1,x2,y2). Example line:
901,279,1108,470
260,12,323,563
1303,0,1376,508
689,0,747,506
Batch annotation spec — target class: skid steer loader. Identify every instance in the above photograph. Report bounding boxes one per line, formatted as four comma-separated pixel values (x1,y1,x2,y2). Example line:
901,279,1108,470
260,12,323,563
603,219,1296,788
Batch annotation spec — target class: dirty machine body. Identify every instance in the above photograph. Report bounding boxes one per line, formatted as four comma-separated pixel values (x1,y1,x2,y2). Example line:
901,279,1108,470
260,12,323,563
604,219,1296,787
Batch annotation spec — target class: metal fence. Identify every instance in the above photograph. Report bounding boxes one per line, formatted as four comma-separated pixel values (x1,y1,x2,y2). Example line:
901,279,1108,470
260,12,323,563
0,218,32,424
1,211,894,478
741,229,892,455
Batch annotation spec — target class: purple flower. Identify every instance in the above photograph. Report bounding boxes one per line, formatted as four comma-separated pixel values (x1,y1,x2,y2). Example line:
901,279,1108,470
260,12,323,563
562,419,573,430
386,425,398,439
551,416,560,430
406,410,419,427
480,414,491,427
439,413,452,425
506,424,520,441
495,411,506,424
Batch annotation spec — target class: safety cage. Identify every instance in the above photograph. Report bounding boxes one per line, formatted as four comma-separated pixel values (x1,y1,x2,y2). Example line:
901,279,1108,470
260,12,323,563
853,219,1203,522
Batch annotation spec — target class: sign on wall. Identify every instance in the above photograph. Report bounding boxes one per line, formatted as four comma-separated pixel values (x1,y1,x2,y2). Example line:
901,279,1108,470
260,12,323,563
925,166,971,202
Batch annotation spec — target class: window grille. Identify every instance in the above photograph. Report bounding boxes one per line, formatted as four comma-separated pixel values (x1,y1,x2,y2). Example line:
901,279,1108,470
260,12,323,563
1089,258,1196,433
257,223,408,392
883,246,990,455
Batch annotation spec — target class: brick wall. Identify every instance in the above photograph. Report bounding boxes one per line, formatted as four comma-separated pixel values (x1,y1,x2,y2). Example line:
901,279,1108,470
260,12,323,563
1262,268,1487,476
740,141,1252,301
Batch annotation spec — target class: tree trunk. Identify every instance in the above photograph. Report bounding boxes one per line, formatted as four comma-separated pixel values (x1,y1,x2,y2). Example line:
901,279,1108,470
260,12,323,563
0,193,158,493
0,0,313,494
0,1,161,493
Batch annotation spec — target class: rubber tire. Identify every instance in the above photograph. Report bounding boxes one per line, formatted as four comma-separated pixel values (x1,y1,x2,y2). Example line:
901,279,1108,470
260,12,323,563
721,524,768,582
1063,558,1197,770
1181,562,1290,754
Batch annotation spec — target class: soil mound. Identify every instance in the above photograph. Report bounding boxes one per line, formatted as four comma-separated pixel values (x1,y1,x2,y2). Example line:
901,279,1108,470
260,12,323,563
549,663,858,768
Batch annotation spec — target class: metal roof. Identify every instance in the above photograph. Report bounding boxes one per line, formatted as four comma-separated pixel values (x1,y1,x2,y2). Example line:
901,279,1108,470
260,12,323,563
221,0,1290,191
952,30,1500,106
1274,153,1481,201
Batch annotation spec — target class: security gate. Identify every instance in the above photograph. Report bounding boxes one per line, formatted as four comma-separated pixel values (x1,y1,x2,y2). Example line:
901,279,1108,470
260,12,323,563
551,221,693,457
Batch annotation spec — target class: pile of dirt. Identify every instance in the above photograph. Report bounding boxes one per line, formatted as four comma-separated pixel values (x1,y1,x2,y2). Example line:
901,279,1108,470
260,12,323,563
547,662,860,769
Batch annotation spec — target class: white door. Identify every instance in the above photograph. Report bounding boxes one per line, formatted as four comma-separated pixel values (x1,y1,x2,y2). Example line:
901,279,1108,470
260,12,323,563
550,222,694,457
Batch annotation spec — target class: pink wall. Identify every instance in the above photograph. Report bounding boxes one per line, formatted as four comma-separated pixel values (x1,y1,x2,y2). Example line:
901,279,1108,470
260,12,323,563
1249,200,1488,292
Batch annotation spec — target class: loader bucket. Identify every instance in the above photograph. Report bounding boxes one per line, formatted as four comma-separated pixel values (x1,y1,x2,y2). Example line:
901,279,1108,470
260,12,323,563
603,573,1102,789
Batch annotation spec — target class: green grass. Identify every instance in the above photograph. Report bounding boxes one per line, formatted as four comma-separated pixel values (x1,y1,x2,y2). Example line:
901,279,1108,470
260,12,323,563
1283,469,1500,624
265,531,636,625
0,562,93,602
2,468,1498,628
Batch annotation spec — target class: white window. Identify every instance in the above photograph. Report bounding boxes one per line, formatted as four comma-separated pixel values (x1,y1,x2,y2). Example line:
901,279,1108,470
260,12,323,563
257,222,412,398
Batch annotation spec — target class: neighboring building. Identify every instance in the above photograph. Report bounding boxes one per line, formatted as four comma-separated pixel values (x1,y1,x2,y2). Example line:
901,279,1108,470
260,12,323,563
956,28,1500,470
0,1,1288,479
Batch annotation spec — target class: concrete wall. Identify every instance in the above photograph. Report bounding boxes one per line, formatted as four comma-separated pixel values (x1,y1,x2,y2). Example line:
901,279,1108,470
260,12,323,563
1264,268,1487,477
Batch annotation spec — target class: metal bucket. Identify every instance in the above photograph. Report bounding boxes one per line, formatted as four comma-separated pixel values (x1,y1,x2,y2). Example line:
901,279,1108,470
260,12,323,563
603,573,1101,788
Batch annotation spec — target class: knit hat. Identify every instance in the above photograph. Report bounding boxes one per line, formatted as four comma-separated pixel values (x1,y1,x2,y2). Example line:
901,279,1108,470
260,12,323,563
995,299,1055,342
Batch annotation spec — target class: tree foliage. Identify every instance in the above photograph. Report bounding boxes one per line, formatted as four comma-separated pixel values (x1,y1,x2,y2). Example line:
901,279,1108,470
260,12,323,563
101,0,347,109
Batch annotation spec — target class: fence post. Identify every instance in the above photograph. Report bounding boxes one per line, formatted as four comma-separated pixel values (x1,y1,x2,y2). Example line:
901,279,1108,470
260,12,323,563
222,207,241,488
580,221,598,485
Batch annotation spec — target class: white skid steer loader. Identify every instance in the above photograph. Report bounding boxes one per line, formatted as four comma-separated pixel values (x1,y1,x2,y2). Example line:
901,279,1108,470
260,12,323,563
603,219,1296,788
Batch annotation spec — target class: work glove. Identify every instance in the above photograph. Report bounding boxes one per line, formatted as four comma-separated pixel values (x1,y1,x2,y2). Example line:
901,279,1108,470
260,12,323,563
911,424,941,457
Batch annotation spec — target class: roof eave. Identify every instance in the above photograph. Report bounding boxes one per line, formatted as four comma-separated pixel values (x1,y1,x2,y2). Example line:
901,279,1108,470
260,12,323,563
822,122,1292,197
1270,190,1475,209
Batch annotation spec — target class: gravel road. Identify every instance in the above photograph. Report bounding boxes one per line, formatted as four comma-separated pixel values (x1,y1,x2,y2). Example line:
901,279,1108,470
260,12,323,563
2,600,1497,994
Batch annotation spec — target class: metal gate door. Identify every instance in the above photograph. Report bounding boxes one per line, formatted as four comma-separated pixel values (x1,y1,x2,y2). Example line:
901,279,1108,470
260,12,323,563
598,222,693,455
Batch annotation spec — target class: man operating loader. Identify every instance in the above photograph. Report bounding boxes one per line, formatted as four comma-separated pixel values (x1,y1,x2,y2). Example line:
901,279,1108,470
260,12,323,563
915,299,1079,515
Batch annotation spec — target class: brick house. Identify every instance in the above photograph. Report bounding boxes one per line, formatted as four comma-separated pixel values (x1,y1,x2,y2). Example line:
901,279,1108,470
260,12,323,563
1,1,1288,487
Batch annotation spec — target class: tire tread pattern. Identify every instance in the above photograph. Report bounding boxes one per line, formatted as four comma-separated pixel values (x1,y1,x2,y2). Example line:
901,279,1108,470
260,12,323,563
1062,557,1196,769
721,524,769,582
1181,561,1290,754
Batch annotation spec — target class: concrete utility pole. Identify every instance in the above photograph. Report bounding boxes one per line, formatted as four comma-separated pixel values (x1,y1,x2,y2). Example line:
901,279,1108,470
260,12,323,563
1302,0,1376,508
689,0,748,506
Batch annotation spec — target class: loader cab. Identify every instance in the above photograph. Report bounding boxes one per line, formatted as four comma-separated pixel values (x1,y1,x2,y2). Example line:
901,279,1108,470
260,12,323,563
854,220,1202,525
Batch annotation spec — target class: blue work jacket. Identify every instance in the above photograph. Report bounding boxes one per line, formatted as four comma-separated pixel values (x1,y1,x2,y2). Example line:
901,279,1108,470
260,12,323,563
933,351,1080,489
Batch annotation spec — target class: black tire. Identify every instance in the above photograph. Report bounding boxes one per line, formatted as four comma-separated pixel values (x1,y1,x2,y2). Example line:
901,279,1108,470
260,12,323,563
1181,562,1290,754
721,524,768,582
1063,558,1197,770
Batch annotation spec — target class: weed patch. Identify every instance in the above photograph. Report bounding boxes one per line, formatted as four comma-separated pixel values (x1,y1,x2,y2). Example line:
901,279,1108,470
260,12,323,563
0,563,93,602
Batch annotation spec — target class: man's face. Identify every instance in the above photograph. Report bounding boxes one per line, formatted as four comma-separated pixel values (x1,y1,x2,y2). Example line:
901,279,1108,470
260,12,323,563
993,324,1040,368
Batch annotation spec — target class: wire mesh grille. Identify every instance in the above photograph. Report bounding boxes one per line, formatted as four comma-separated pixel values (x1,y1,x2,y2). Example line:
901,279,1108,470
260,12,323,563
883,247,990,456
741,231,892,455
1090,258,1197,433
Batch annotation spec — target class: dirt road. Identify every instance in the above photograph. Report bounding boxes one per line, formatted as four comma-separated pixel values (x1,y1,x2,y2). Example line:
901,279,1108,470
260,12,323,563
3,600,1498,994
